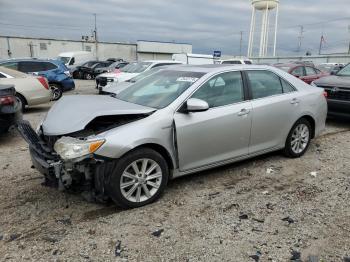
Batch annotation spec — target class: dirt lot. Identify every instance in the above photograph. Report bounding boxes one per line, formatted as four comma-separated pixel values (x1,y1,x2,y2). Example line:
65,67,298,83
0,80,349,262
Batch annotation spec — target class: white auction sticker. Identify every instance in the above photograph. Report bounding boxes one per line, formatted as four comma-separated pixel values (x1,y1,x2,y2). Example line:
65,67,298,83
176,77,199,83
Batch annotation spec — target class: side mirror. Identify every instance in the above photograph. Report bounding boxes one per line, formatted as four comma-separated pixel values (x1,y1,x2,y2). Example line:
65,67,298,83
186,98,209,113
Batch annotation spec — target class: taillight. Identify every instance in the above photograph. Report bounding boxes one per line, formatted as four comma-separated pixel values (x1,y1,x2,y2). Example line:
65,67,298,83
323,91,328,98
37,76,49,90
0,95,15,105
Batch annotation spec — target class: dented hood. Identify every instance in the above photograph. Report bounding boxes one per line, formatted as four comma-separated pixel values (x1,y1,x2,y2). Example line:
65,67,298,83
42,95,155,136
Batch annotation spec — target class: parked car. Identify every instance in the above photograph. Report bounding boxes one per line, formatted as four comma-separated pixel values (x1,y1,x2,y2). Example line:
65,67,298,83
0,84,21,134
99,66,169,95
58,51,94,67
312,63,350,117
274,63,328,84
95,60,183,89
0,59,75,101
317,63,345,75
17,65,327,208
214,58,253,65
0,67,52,111
70,60,100,79
93,61,129,77
76,61,114,80
172,53,214,65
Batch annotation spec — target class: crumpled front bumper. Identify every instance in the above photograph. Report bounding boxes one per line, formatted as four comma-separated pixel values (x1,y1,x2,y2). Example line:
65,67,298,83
16,121,109,200
17,120,62,186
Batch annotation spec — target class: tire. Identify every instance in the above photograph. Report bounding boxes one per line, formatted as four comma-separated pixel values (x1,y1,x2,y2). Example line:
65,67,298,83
283,118,312,158
16,94,26,112
106,148,169,208
50,84,63,101
84,73,93,80
72,71,80,79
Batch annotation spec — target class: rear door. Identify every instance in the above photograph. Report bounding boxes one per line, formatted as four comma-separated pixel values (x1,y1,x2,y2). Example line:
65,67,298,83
246,70,301,154
174,71,252,171
304,66,318,84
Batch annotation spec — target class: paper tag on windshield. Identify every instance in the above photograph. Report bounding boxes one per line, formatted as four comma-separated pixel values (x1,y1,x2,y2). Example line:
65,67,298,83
176,77,199,83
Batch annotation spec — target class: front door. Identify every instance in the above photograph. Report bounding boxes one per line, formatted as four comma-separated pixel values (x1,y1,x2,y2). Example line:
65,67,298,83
174,71,252,171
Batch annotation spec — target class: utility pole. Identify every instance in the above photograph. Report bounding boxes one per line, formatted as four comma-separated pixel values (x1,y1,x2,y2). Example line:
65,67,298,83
93,13,98,60
297,25,304,54
239,31,243,57
348,25,350,54
319,35,324,55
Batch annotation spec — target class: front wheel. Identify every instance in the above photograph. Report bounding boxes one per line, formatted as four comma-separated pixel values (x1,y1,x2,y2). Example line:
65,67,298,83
284,118,312,158
50,84,63,101
84,73,93,80
106,148,169,208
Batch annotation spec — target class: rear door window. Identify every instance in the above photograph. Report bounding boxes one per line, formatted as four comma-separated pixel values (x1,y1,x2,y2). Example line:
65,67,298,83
305,67,317,76
19,61,46,72
43,62,57,71
246,70,283,99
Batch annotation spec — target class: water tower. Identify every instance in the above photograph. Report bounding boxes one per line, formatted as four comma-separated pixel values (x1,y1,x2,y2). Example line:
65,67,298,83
247,0,279,57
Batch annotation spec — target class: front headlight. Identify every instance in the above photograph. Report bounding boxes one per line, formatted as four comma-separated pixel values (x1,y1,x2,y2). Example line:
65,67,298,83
54,137,105,160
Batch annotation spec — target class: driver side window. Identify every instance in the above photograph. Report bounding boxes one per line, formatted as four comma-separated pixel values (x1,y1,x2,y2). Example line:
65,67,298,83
191,71,244,108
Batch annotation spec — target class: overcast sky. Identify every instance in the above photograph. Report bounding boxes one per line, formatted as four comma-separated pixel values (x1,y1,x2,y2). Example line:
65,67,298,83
1,0,350,56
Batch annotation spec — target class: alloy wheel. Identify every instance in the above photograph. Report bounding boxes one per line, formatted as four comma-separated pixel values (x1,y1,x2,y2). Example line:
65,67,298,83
291,123,310,154
120,158,162,203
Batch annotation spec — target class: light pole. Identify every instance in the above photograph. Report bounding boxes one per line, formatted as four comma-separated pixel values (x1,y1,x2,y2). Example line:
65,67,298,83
93,13,98,59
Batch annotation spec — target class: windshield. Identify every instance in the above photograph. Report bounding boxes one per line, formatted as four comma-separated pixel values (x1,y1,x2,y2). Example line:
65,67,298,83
117,70,205,109
121,62,152,73
127,67,163,83
336,64,350,76
58,56,70,64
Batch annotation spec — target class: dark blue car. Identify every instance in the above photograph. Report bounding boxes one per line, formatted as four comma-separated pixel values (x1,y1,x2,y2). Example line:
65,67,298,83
0,59,75,100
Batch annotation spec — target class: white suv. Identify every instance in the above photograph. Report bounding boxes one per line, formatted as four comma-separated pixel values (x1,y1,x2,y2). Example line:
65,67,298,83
214,59,253,65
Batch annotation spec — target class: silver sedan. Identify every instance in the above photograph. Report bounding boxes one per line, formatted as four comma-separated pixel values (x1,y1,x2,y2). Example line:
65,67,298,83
18,65,327,208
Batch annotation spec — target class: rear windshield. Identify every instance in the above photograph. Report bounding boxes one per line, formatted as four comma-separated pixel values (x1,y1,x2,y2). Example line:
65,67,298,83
58,56,70,64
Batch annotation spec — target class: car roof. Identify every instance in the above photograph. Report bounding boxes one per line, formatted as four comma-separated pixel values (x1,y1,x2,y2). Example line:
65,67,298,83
165,64,280,73
143,60,183,64
0,58,62,64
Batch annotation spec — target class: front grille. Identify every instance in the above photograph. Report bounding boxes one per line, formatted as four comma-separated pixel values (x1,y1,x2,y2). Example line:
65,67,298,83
16,120,58,160
320,86,350,101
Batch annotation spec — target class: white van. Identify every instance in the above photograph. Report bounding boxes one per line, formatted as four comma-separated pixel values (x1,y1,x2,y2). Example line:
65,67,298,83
214,58,253,65
58,51,94,67
172,53,214,65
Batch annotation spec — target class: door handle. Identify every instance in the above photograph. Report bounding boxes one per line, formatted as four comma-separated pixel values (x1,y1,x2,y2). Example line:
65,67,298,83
290,98,299,105
238,108,250,116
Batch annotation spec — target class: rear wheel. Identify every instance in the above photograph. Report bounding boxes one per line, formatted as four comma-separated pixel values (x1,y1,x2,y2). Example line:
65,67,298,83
50,84,63,101
106,148,169,208
284,118,312,158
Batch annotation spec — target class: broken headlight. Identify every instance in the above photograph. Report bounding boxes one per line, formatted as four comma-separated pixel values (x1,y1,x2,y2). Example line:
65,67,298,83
54,137,105,160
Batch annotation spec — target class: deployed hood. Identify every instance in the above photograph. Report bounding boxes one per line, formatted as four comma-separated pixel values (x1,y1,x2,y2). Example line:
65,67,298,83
314,75,350,88
42,95,155,136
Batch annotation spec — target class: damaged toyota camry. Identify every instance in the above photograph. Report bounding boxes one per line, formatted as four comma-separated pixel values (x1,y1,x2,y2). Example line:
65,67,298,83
17,65,327,208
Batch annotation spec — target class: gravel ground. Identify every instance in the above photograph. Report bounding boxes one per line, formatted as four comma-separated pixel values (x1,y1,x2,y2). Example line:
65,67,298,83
0,80,349,262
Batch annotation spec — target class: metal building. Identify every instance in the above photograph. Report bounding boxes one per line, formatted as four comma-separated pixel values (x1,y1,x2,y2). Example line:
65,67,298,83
0,36,192,61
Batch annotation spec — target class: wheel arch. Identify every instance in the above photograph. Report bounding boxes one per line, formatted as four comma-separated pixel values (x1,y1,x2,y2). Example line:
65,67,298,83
295,115,316,139
16,92,28,105
128,143,175,171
